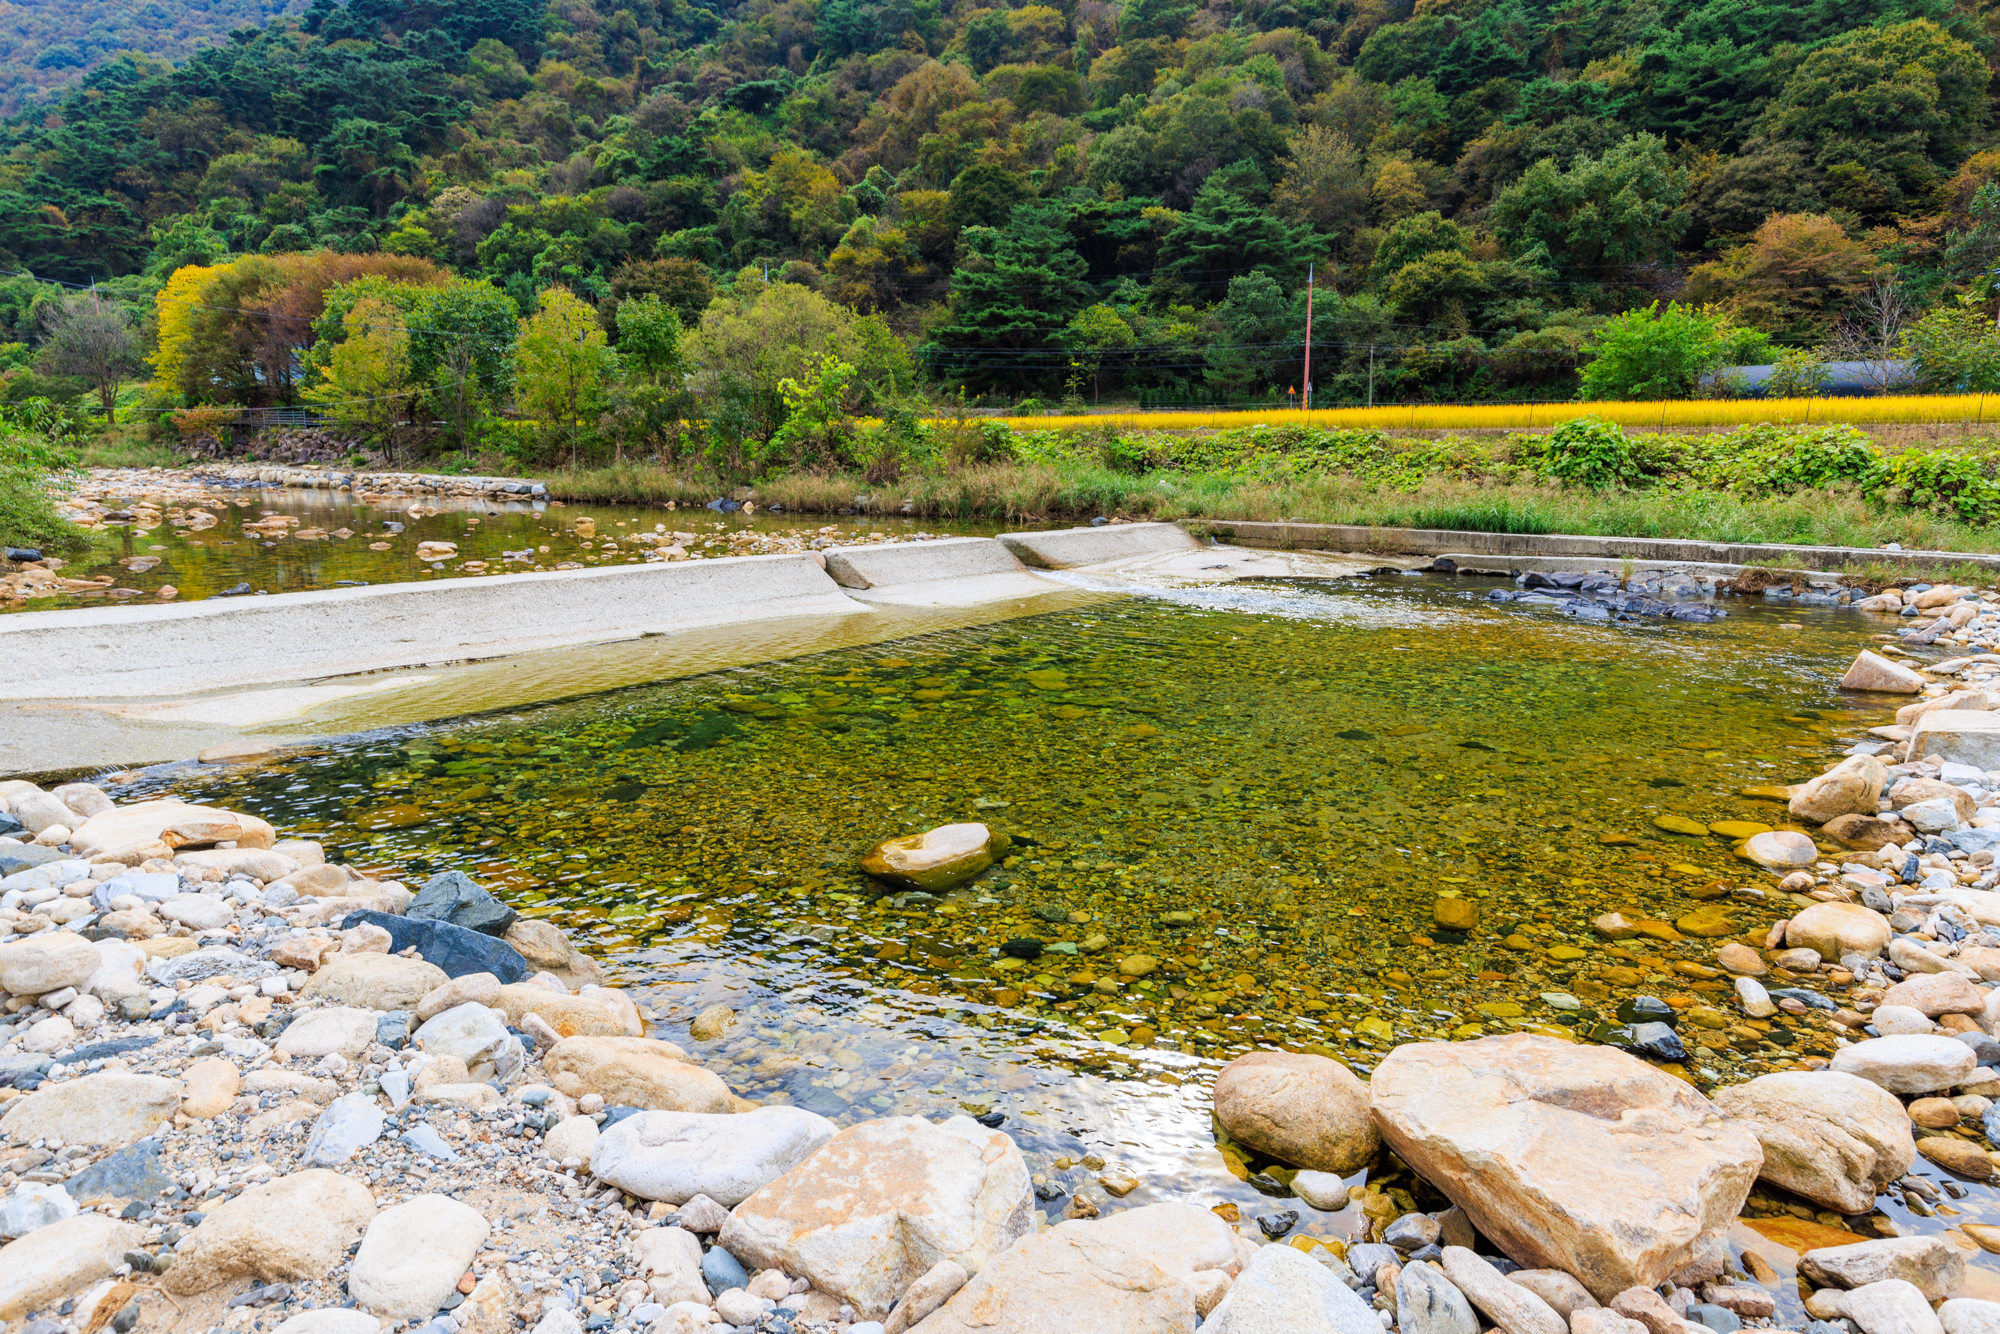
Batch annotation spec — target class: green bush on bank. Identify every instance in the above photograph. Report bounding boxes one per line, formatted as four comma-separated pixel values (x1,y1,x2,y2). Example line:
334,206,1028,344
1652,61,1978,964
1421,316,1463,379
0,400,90,555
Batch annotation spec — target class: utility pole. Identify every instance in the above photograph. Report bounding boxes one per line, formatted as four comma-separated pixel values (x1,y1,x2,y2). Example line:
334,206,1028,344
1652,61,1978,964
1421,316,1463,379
1302,264,1314,414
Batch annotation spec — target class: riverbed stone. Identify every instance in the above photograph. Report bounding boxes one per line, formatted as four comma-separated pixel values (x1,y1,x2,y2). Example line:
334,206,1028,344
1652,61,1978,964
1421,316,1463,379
493,984,627,1038
0,1070,181,1145
339,910,528,982
1202,1240,1379,1334
413,1002,521,1081
1825,814,1906,850
408,871,517,937
302,1092,388,1166
502,919,603,989
165,1169,376,1294
1940,1299,2000,1334
1211,1050,1380,1174
861,823,1004,892
63,1139,174,1208
592,1106,838,1205
1400,1260,1480,1334
1841,652,1926,694
1792,756,1890,824
884,1260,968,1334
1716,944,1766,976
1370,1035,1761,1301
1709,1071,1915,1213
0,931,99,997
1880,973,1989,1018
1439,1247,1568,1334
0,1213,143,1319
543,1037,734,1113
721,1114,1033,1319
1509,1271,1598,1318
348,1194,490,1319
1800,1237,1964,1302
276,1006,382,1060
304,953,450,1011
1842,1280,1946,1334
902,1215,1193,1333
1919,1136,1995,1177
415,972,501,1023
633,1226,708,1305
69,799,275,859
1788,903,1893,959
542,1115,598,1167
1831,1035,1979,1094
1746,831,1819,871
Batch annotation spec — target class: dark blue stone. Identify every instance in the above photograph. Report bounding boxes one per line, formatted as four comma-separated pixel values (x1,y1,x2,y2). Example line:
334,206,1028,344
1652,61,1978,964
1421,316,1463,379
66,1140,175,1205
700,1246,748,1293
408,871,517,937
338,911,527,982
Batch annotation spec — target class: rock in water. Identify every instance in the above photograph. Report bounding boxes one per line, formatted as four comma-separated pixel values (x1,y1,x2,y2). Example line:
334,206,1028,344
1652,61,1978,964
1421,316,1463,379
1744,831,1818,871
1211,1051,1380,1174
1787,903,1893,960
1203,1241,1381,1334
720,1115,1033,1319
860,823,1007,892
407,870,517,937
1839,651,1925,694
591,1106,838,1205
1709,1072,1915,1214
1940,1299,2000,1334
1799,1237,1965,1303
1369,1035,1761,1301
1790,755,1889,824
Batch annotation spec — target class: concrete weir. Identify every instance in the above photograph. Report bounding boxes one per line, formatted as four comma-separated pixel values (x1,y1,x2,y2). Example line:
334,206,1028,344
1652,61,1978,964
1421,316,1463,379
0,525,1191,773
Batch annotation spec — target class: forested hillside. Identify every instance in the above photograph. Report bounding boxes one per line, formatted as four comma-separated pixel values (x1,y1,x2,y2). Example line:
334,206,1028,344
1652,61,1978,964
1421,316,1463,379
0,0,1996,431
0,0,306,110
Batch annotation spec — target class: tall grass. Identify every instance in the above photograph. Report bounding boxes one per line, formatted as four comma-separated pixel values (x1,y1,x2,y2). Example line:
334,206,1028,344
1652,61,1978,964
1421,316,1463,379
991,395,2000,434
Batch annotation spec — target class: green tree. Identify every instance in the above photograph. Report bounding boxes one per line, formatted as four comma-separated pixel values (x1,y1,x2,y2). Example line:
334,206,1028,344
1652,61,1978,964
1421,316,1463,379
771,354,857,465
36,293,140,417
1899,297,2000,392
515,287,617,466
1158,181,1317,296
931,201,1092,391
1578,302,1767,401
1203,272,1291,400
1489,134,1688,278
304,296,414,443
1061,303,1136,402
615,294,684,383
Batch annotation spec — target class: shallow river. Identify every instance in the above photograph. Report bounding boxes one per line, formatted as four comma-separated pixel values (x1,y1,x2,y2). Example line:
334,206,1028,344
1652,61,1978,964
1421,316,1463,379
99,568,1999,1297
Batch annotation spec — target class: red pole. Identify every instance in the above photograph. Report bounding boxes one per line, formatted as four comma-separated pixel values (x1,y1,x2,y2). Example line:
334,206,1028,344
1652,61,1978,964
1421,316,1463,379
1302,264,1315,415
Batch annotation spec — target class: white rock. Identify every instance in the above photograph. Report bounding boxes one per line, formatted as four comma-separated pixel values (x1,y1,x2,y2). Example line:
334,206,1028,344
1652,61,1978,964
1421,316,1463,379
1830,1035,1979,1094
164,1170,377,1296
0,1071,182,1145
1710,1072,1916,1215
1872,1006,1938,1036
413,1002,522,1082
633,1227,709,1307
1202,1240,1381,1334
1439,1247,1567,1334
347,1194,490,1318
1940,1299,2000,1334
271,1310,386,1334
0,930,101,995
1843,1280,1946,1334
159,894,235,930
1735,978,1776,1018
543,1115,600,1168
0,1183,76,1239
1293,1170,1349,1211
19,1015,75,1053
714,1290,771,1325
276,1007,381,1060
301,1093,387,1167
593,1106,839,1206
0,1213,143,1319
1903,799,1965,834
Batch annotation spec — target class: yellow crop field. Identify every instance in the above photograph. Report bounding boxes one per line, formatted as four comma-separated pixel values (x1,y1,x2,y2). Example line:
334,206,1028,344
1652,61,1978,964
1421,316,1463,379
979,394,2000,433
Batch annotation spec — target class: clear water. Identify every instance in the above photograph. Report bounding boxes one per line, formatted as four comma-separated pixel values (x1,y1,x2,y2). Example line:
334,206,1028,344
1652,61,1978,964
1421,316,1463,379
107,574,1993,1285
9,485,995,612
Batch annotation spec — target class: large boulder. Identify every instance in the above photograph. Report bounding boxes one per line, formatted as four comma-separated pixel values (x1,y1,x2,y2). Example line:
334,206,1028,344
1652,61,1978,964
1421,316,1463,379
720,1115,1033,1319
1892,779,1978,824
861,824,1007,892
1879,973,1988,1018
347,1194,491,1318
592,1106,838,1205
1787,903,1893,960
1368,1035,1761,1301
165,1170,376,1294
1830,1035,1978,1095
1709,1071,1915,1213
543,1037,734,1113
1198,1240,1379,1334
905,1217,1196,1333
407,870,517,937
0,1214,143,1318
339,910,528,982
0,932,100,997
1211,1051,1380,1174
1791,755,1889,824
303,953,450,1011
69,798,275,859
503,919,603,989
1,1072,182,1146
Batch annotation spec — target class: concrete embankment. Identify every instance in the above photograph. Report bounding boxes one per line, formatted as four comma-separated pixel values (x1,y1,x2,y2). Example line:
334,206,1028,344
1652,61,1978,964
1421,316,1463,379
1201,520,2000,577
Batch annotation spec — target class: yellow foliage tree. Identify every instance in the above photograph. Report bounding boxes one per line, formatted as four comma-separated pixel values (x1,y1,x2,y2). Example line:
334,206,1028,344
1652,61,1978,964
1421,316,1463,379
148,263,223,398
303,296,413,443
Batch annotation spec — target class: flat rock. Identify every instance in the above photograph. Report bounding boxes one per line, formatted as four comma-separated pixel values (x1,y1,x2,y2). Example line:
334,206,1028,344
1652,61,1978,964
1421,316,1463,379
1745,831,1818,871
0,932,100,996
1800,1237,1965,1303
1211,1050,1380,1174
408,870,517,937
1199,1241,1379,1334
1940,1299,2000,1334
159,894,235,930
276,1007,382,1060
1787,903,1893,959
543,1037,733,1113
592,1106,838,1205
0,1213,143,1318
1880,973,1988,1017
303,954,450,1011
1440,1247,1567,1334
1830,1035,1978,1094
302,1093,388,1166
1508,1270,1599,1318
64,1138,175,1207
165,1169,376,1295
904,1216,1194,1333
493,984,627,1038
69,798,275,859
348,1193,490,1318
1,1071,182,1145
721,1114,1033,1319
503,919,603,989
341,910,527,982
1370,1035,1761,1301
